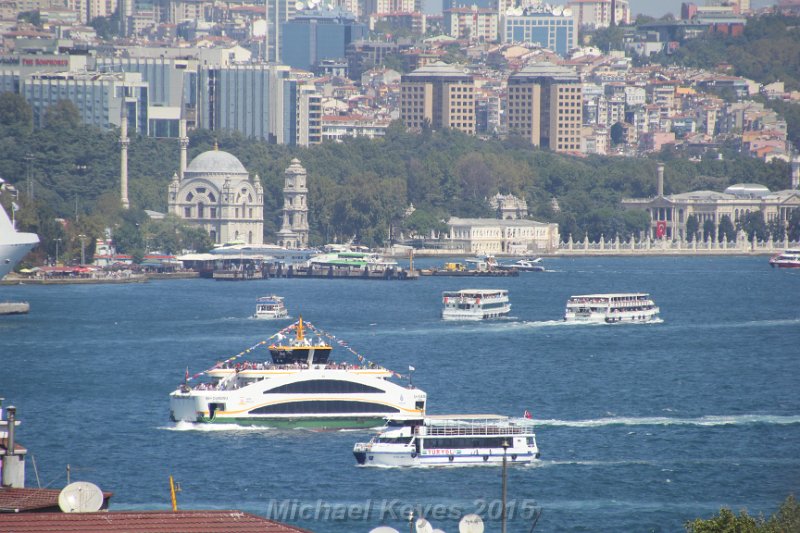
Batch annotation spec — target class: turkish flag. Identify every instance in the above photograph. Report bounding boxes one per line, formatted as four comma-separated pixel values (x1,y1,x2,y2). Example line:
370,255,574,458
656,221,667,238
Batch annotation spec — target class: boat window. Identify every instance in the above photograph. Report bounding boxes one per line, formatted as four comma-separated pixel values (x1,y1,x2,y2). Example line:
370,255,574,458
423,437,510,449
249,401,400,415
264,379,383,394
377,436,413,444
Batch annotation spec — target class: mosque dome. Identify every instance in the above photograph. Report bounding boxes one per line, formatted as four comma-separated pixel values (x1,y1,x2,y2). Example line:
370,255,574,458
185,150,248,176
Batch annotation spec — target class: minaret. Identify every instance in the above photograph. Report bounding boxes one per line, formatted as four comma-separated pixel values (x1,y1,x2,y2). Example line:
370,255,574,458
178,118,188,180
119,103,130,209
276,159,309,249
791,155,800,190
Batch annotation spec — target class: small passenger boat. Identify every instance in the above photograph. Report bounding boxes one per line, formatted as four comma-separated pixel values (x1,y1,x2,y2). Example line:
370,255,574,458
442,289,510,320
564,293,660,324
769,249,800,268
353,414,540,467
498,257,545,272
254,295,289,319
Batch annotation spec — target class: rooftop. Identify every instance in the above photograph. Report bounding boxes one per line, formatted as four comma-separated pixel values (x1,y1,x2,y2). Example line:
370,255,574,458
0,510,312,532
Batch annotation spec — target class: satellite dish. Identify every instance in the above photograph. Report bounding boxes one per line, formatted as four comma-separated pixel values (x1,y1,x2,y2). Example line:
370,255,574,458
58,481,104,513
563,7,572,17
369,528,400,533
552,5,563,16
295,1,304,9
416,518,434,533
459,514,485,533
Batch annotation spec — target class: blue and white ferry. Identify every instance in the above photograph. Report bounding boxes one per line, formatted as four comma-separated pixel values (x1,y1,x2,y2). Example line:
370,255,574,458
353,414,539,467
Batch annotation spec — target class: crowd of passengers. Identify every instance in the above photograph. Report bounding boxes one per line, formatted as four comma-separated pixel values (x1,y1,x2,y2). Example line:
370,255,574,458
218,360,382,371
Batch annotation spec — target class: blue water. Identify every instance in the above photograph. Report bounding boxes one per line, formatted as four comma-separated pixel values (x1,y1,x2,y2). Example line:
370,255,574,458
1,256,798,532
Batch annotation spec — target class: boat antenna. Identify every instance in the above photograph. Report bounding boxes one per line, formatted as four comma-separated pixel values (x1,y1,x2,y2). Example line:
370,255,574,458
297,316,304,341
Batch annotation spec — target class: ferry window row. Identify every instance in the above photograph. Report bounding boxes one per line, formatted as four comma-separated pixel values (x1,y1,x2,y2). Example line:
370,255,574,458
249,401,400,415
264,379,384,395
423,437,511,449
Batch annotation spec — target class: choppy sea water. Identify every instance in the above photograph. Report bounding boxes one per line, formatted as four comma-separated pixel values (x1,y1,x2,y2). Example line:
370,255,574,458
1,256,798,532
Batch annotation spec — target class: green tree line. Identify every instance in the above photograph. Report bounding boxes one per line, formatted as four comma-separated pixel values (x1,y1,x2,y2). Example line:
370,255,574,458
0,92,793,262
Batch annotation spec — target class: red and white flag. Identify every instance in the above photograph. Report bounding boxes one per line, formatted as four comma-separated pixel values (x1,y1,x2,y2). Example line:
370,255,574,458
524,409,532,419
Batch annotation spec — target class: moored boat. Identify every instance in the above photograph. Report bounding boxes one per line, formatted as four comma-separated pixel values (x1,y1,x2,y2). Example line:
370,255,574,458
0,183,39,280
353,414,540,467
564,293,660,324
254,295,289,319
769,249,800,268
169,318,426,428
442,289,510,320
497,258,545,272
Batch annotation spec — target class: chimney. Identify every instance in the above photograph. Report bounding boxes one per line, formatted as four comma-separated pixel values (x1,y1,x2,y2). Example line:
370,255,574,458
657,163,665,197
2,405,23,488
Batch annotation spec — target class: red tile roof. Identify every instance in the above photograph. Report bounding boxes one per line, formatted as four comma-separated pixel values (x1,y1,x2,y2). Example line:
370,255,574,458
0,510,312,532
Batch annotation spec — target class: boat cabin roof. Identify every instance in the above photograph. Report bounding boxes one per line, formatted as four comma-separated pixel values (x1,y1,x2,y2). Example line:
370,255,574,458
569,293,650,299
442,289,507,297
257,295,284,303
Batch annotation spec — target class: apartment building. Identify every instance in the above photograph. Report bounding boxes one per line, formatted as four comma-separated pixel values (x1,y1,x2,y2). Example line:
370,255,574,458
400,62,475,134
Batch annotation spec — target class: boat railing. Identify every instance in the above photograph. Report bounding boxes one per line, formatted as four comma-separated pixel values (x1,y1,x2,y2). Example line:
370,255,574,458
423,421,533,437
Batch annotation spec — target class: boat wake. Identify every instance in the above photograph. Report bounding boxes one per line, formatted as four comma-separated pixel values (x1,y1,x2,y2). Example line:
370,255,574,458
533,414,800,428
161,421,273,432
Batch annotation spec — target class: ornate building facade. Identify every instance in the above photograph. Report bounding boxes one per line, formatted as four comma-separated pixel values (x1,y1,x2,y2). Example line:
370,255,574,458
276,158,309,249
167,148,264,245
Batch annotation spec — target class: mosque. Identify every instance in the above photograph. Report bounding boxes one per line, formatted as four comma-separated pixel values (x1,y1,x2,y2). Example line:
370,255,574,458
118,113,310,248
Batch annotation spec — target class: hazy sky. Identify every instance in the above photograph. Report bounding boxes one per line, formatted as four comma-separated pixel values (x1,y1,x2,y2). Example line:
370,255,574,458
423,0,774,16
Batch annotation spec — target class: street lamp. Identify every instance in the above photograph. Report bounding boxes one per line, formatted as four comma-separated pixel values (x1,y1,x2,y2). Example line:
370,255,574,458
501,439,509,533
55,238,62,266
78,234,87,265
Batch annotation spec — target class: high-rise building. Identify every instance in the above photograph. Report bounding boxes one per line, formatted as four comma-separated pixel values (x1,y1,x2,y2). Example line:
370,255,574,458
400,62,475,134
503,7,578,57
197,64,321,146
566,0,630,28
280,9,368,73
507,63,583,153
266,0,297,62
444,5,499,42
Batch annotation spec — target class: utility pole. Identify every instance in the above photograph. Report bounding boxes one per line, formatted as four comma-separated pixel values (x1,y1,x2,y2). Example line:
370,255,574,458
502,439,509,533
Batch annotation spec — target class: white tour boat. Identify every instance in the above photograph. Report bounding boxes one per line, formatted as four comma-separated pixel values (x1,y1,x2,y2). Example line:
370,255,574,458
254,295,289,319
564,293,660,324
169,318,426,429
442,289,510,320
353,414,540,467
769,249,800,268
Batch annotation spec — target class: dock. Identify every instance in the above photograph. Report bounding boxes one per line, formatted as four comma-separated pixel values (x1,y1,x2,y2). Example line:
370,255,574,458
268,263,417,280
0,302,30,315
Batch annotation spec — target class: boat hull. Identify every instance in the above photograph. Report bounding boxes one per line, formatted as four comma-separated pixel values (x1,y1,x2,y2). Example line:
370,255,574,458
355,449,539,467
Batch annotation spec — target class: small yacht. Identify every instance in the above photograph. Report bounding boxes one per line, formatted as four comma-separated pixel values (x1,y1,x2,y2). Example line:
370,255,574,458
769,249,800,268
564,293,660,324
353,414,540,467
442,289,510,320
254,295,289,319
499,257,545,272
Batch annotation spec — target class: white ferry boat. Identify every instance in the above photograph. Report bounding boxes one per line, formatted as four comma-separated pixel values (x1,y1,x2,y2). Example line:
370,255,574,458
769,249,800,268
353,414,539,467
254,295,289,319
564,293,660,324
169,318,426,429
442,289,510,320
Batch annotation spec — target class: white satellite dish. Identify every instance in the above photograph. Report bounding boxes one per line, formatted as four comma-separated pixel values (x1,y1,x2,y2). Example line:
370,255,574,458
295,0,304,9
563,7,572,17
514,7,524,16
58,481,104,513
416,518,434,533
552,5,563,16
369,528,400,533
459,514,485,533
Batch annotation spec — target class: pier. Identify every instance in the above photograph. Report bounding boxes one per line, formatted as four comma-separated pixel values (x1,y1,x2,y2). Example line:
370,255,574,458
0,302,29,315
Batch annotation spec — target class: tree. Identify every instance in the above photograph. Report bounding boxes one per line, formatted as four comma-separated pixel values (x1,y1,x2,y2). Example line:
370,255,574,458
717,215,735,243
740,211,768,241
686,214,699,242
43,100,81,130
0,92,33,134
686,495,800,533
788,209,800,242
703,219,715,241
610,122,625,145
